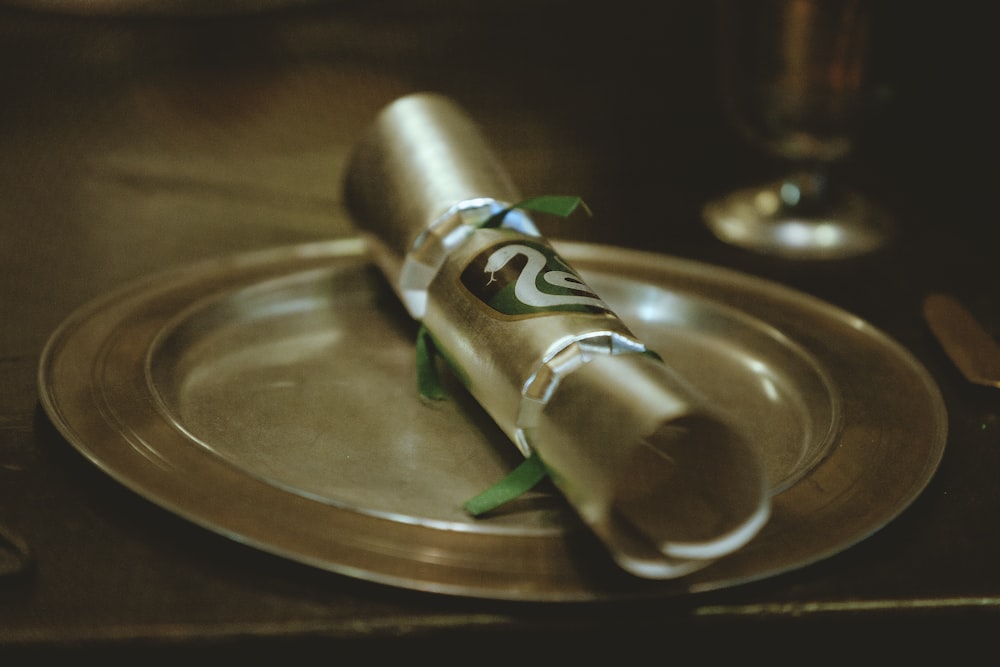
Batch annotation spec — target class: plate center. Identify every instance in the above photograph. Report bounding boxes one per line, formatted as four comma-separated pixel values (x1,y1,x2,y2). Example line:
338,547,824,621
148,264,840,535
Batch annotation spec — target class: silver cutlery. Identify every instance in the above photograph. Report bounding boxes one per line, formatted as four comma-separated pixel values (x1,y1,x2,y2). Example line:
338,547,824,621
923,292,1000,389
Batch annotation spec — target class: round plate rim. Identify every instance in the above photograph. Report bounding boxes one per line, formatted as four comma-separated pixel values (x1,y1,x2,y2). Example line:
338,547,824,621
36,238,949,602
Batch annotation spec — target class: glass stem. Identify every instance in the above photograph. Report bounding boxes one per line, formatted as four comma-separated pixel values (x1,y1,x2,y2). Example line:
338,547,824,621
780,163,838,217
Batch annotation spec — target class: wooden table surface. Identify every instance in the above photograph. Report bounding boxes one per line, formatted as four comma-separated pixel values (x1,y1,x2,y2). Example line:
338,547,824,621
1,0,997,660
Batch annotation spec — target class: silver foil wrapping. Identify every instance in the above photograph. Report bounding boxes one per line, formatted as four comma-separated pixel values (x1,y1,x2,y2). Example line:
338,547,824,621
344,93,769,578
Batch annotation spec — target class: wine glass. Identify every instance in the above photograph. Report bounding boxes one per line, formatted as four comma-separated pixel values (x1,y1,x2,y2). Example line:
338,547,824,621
702,0,892,260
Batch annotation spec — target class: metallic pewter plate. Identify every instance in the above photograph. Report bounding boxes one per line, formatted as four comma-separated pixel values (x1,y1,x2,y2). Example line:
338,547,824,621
38,239,947,601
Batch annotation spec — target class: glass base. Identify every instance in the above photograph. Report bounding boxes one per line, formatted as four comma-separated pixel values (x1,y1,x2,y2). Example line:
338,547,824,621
702,180,893,260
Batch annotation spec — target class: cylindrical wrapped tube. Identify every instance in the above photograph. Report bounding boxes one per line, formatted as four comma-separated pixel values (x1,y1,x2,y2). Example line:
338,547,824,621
344,93,770,578
345,93,539,320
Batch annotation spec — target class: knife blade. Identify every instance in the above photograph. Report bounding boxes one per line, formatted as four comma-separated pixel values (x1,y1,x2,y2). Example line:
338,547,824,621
923,292,1000,389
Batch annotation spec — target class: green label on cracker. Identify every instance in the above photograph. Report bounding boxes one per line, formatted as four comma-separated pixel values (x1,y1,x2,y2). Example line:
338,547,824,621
460,239,609,318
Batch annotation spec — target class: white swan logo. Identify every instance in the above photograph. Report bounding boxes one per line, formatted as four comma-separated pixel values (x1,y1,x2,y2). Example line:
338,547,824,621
461,240,610,317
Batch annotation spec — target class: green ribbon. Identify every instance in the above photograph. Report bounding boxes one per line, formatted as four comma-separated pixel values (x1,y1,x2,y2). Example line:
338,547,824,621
481,194,591,229
415,324,448,401
413,195,589,514
462,451,550,516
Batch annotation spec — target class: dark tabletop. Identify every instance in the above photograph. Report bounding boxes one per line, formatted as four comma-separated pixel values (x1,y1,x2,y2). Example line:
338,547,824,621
1,0,997,660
